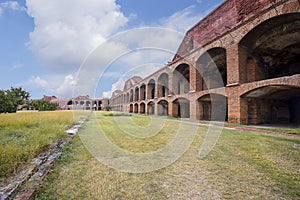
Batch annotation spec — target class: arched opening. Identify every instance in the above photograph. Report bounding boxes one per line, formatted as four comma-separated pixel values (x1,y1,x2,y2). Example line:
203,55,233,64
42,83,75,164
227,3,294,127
197,48,227,90
173,64,190,95
134,87,139,102
130,89,134,102
239,13,300,83
85,101,91,110
157,100,168,116
140,84,146,100
241,86,300,125
158,73,169,98
147,79,155,99
98,101,102,110
134,103,138,113
147,101,155,115
67,100,74,105
140,102,146,114
172,98,190,118
197,94,228,121
129,104,133,113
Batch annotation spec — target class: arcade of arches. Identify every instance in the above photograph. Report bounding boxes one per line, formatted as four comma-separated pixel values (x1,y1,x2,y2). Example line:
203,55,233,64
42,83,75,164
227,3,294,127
110,0,300,125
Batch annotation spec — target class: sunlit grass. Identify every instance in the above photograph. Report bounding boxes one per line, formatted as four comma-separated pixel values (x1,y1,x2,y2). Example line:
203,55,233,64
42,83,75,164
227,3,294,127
35,112,300,199
96,113,179,153
0,110,89,180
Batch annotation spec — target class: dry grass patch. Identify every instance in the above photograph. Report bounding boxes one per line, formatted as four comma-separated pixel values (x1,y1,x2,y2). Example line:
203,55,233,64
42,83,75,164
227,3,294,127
0,110,89,182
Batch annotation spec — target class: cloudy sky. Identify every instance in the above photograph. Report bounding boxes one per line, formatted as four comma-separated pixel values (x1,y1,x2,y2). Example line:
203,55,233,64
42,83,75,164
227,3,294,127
0,0,223,99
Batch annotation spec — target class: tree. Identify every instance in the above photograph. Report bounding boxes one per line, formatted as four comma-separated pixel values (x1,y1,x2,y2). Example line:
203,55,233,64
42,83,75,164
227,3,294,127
0,87,30,113
29,99,58,111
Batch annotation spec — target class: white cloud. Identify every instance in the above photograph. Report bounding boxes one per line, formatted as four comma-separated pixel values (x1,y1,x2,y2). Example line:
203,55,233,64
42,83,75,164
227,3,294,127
24,74,77,97
27,76,49,88
0,7,3,15
22,1,214,99
26,0,128,72
56,74,76,97
159,6,204,33
0,1,26,12
102,91,111,98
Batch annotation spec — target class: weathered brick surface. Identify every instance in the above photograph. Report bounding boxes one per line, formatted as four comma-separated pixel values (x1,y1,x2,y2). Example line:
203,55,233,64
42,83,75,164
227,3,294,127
174,0,286,61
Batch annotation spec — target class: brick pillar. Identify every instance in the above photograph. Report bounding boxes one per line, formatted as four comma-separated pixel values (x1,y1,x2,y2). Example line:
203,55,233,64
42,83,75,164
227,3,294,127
226,43,248,124
155,82,158,98
154,102,158,115
227,86,248,124
145,103,148,114
190,99,197,120
168,101,176,117
196,100,203,120
167,74,173,95
226,43,247,85
190,64,202,91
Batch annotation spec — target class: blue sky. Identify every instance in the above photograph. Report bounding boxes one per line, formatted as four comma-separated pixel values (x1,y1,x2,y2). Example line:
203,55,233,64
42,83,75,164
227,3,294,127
0,0,223,99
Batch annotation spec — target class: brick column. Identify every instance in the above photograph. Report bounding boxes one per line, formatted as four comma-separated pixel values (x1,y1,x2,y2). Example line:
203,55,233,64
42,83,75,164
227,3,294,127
227,86,248,124
226,43,248,124
154,102,158,115
190,99,197,120
155,82,158,98
196,100,203,120
168,101,175,117
190,64,202,91
226,43,247,85
146,84,150,99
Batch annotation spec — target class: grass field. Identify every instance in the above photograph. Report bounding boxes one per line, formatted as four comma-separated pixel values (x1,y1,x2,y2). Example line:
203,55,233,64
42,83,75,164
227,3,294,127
35,112,300,199
0,110,89,182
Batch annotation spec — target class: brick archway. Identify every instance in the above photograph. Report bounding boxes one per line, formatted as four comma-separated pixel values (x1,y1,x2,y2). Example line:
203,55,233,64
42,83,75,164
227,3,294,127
196,47,227,90
134,103,138,113
147,79,156,99
158,73,169,98
172,64,190,95
241,84,300,125
147,101,155,115
157,100,169,116
238,13,300,84
197,93,228,121
129,104,133,113
140,102,145,114
172,98,190,118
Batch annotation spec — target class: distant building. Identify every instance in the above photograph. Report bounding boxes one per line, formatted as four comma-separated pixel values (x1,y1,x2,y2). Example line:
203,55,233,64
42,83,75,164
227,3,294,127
43,95,109,111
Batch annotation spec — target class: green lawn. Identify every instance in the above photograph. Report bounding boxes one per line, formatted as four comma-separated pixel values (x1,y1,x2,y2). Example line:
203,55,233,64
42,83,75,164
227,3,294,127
0,110,89,182
35,112,300,199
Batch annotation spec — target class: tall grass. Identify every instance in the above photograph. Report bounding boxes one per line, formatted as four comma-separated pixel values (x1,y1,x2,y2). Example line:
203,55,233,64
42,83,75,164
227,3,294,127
0,110,88,180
